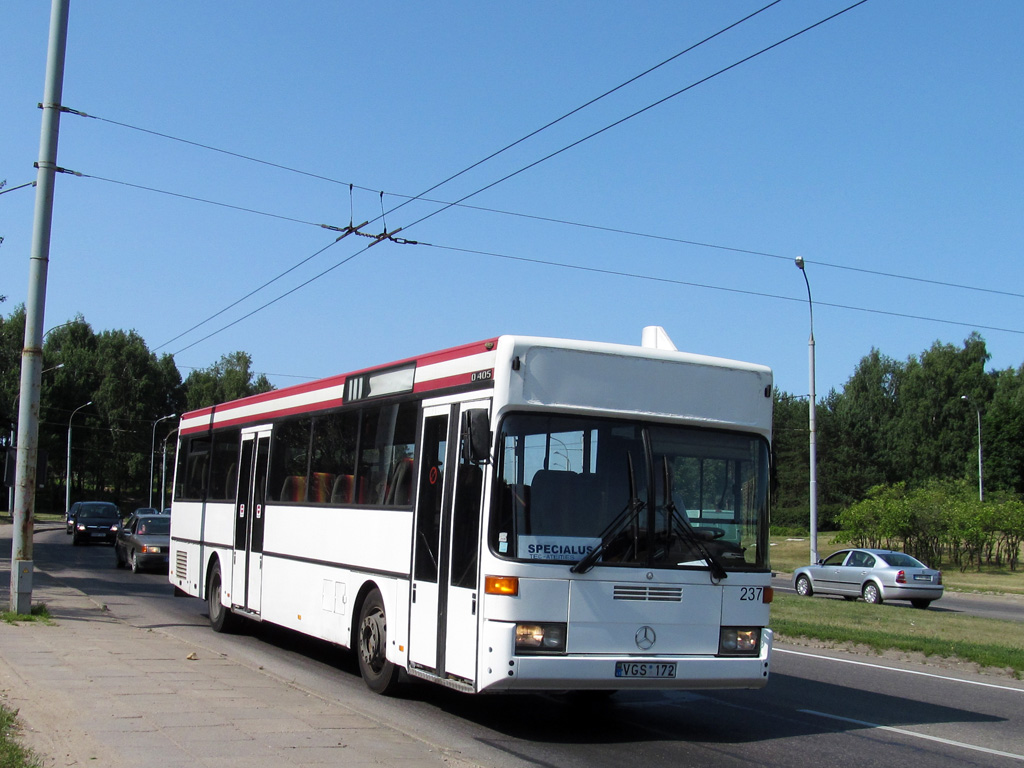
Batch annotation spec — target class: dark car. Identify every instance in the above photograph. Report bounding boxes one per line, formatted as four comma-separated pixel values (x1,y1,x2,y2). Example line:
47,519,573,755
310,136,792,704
71,503,121,545
793,548,944,609
65,501,82,534
114,513,171,572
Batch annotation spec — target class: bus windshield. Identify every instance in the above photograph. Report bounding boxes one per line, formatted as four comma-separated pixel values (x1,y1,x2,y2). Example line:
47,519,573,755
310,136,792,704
490,413,769,571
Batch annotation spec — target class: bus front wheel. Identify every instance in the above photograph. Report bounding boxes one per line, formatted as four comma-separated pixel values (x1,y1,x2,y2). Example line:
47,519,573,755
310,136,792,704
357,589,401,695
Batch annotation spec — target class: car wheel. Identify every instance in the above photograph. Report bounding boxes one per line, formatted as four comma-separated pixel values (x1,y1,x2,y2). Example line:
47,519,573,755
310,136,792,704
910,599,932,609
130,550,140,573
795,575,813,597
357,588,401,695
863,582,883,604
207,560,240,633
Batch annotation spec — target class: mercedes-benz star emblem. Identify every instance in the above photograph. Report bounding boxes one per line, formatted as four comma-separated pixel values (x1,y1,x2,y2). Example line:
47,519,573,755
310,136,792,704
635,626,656,650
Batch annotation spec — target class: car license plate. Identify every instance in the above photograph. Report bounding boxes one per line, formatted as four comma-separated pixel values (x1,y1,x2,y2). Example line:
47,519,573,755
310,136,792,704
91,532,106,537
913,574,932,582
615,661,676,679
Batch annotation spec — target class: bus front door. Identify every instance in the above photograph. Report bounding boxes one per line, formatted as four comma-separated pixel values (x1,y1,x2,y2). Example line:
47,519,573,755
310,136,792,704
409,400,488,686
231,426,271,616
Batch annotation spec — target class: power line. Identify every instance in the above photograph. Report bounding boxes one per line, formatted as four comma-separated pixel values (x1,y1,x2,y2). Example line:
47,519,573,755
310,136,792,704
78,172,344,230
169,241,376,356
61,2,784,230
73,164,1024,303
61,2,1022,312
158,0,875,354
153,237,344,352
0,180,36,196
378,0,786,223
416,240,1024,336
393,0,872,237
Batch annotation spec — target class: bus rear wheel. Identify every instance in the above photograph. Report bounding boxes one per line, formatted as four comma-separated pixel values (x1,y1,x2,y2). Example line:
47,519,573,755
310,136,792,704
357,589,400,695
208,560,240,633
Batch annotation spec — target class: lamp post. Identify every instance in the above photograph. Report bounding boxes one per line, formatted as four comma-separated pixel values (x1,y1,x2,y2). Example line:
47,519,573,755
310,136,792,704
65,401,92,519
960,395,983,502
149,414,176,508
795,257,818,565
160,427,178,512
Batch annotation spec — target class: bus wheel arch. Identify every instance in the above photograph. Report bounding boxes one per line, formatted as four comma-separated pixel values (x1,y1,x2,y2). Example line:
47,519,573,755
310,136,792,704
206,555,241,633
353,584,401,695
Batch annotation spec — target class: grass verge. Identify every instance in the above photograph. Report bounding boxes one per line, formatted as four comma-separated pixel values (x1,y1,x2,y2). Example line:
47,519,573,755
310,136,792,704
0,605,52,626
0,704,41,768
771,592,1024,677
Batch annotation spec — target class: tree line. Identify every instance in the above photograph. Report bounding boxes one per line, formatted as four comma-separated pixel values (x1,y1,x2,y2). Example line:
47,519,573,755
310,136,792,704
773,332,1024,567
0,305,272,514
835,482,1023,572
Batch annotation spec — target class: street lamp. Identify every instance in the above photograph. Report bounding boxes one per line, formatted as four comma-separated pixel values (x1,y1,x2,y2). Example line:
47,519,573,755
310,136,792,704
160,427,178,511
795,257,818,565
960,395,983,502
65,401,92,518
149,414,176,508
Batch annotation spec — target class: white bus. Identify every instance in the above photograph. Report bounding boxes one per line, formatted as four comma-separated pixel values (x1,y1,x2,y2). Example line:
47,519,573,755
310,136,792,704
169,328,774,695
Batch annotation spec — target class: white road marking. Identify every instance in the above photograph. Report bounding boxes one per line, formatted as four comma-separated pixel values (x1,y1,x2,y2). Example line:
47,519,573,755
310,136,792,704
801,709,1024,761
776,647,1024,693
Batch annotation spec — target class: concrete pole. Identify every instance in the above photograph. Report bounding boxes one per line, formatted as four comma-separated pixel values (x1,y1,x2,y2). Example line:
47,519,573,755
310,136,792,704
12,0,71,614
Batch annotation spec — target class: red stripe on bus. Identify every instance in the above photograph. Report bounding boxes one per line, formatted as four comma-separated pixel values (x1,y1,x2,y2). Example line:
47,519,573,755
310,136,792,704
180,337,499,432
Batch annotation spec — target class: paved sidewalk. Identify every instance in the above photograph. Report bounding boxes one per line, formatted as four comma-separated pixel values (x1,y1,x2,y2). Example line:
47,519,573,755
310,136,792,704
0,564,475,768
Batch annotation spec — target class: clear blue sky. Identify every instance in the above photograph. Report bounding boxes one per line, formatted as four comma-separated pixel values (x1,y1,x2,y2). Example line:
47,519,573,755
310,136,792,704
2,1,1022,398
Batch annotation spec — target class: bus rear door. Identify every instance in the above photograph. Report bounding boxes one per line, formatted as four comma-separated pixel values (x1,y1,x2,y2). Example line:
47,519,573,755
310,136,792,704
232,425,271,616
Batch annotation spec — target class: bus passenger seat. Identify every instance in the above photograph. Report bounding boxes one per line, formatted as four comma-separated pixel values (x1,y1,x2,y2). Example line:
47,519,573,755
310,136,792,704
280,476,306,502
385,458,415,505
530,470,582,537
309,472,334,503
331,475,354,504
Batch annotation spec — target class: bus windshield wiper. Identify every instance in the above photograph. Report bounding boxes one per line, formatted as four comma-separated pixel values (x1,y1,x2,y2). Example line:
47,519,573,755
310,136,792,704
662,458,727,581
571,455,645,574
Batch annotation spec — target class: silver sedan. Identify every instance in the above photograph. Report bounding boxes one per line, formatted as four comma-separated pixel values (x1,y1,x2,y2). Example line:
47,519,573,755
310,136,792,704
793,548,943,609
114,514,171,573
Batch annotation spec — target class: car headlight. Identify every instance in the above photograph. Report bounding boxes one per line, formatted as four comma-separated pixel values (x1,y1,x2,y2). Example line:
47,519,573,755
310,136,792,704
515,623,567,654
719,627,760,656
76,523,86,531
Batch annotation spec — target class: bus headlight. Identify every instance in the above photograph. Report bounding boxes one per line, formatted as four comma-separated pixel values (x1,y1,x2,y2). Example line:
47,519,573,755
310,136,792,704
515,623,567,654
718,627,760,656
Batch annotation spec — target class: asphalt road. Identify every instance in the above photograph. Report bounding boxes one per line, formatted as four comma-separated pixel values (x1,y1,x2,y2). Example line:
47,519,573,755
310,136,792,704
19,525,1024,767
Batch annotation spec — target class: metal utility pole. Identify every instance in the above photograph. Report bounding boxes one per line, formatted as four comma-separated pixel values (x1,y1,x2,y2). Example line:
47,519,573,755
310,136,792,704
795,257,818,566
11,0,71,614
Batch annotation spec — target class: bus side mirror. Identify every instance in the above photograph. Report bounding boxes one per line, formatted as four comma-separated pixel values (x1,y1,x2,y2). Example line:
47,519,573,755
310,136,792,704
462,409,491,465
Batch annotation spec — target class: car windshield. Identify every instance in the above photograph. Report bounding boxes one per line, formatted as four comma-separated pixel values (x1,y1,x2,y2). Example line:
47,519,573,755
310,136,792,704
489,413,770,571
136,517,171,535
78,505,118,520
879,552,926,568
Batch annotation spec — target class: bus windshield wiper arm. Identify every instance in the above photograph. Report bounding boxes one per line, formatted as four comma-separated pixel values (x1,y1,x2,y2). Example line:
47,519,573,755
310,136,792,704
571,455,644,574
663,458,727,581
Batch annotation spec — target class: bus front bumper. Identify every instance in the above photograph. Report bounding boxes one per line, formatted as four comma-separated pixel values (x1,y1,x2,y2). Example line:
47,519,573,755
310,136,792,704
477,627,772,692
